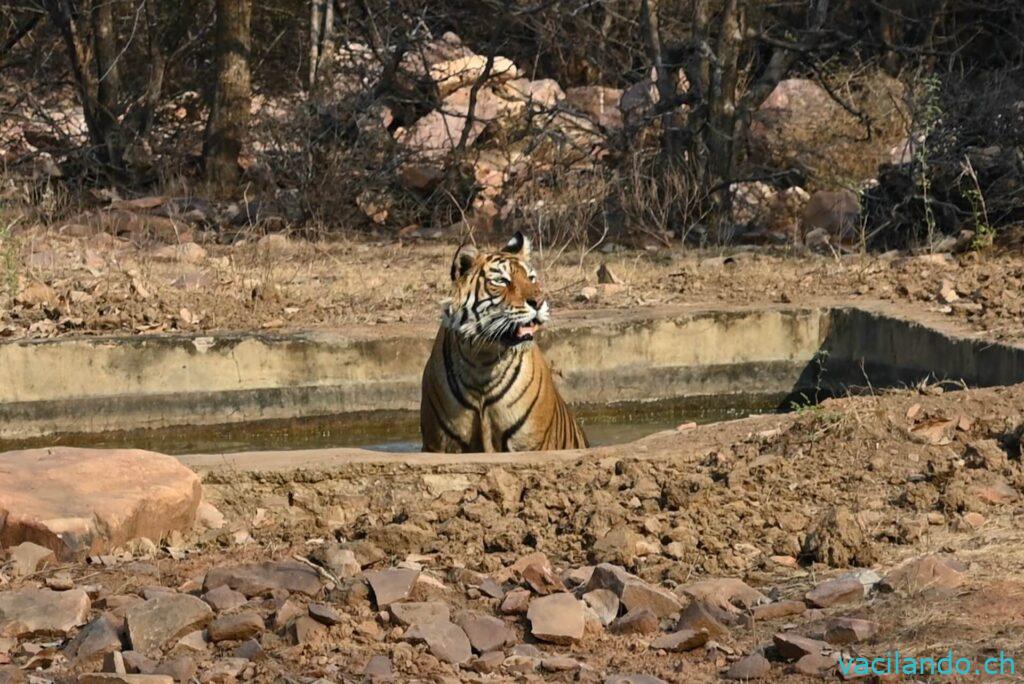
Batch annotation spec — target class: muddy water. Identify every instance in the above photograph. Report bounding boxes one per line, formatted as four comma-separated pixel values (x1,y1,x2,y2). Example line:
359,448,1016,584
0,394,787,455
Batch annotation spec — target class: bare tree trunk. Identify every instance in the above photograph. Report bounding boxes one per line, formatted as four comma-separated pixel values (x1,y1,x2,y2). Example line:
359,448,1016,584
707,0,743,183
92,0,124,166
137,0,166,136
639,0,684,159
204,0,252,196
43,1,106,156
308,0,334,93
308,0,322,89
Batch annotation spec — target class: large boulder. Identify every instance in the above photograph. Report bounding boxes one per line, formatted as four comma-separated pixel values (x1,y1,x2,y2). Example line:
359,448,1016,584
0,588,90,637
801,189,860,244
398,85,519,190
429,55,518,97
564,86,624,130
0,448,202,560
749,73,907,186
399,32,476,81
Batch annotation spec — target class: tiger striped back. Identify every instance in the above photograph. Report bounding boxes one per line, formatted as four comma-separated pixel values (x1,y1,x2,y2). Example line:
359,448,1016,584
420,232,588,453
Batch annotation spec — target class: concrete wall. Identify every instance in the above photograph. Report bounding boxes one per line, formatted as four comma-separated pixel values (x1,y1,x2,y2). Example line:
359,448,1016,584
0,306,826,439
820,306,1024,391
3,303,1022,442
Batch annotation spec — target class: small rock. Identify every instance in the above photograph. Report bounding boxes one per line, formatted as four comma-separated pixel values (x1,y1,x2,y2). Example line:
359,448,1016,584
454,611,516,653
102,651,127,674
403,621,472,665
125,595,213,654
194,502,225,530
958,512,987,531
592,526,646,566
500,589,531,615
45,574,75,591
203,561,323,598
578,286,599,302
679,578,769,615
342,540,386,568
120,651,156,671
173,630,207,654
200,657,246,682
467,650,503,673
64,614,123,664
804,577,864,608
746,600,806,623
511,644,542,657
522,562,566,595
140,587,175,601
363,654,393,679
542,656,582,672
206,612,264,642
794,652,838,676
847,568,883,592
121,650,157,674
824,617,877,645
291,616,328,646
201,586,246,613
7,542,55,577
311,544,361,579
773,632,829,660
583,589,620,626
504,654,539,674
527,593,585,644
609,607,659,635
0,588,90,637
675,601,729,640
650,628,709,652
231,638,262,661
307,603,344,626
584,564,682,618
878,554,966,595
365,522,433,556
389,601,449,627
153,654,197,682
365,568,419,607
151,242,207,263
271,599,304,630
725,653,771,680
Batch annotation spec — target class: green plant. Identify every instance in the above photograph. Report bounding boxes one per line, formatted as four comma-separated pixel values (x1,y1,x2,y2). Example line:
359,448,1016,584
912,75,943,249
0,218,21,306
962,159,994,251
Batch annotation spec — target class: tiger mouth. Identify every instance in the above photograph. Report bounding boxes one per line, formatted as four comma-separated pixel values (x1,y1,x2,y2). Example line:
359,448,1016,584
505,322,539,345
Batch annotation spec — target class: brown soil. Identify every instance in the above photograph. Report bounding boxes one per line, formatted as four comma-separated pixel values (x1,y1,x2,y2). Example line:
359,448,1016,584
2,383,1022,682
3,223,1024,682
3,223,1024,344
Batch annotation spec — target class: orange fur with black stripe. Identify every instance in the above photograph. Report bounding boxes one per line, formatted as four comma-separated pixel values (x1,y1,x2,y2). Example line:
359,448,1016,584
420,232,588,453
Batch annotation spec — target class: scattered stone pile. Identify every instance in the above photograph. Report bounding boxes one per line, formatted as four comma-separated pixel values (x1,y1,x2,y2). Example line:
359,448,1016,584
0,521,972,683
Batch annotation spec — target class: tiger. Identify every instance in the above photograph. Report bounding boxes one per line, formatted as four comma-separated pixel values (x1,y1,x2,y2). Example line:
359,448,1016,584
420,231,588,453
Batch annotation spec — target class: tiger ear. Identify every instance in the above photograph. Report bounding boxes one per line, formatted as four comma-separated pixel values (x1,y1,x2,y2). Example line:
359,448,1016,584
450,243,478,281
503,230,531,259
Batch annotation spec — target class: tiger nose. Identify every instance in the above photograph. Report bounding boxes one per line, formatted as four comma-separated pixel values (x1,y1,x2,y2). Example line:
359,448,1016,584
526,297,543,310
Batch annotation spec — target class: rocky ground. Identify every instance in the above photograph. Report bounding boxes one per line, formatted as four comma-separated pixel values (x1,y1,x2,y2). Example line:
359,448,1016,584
0,381,1021,682
2,216,1024,343
2,215,1024,682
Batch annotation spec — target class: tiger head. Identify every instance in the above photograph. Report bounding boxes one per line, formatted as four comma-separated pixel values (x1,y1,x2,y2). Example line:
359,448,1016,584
443,231,550,348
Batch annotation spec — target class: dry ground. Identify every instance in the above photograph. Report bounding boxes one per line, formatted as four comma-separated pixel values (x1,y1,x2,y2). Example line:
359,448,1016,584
2,222,1023,343
2,222,1024,682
